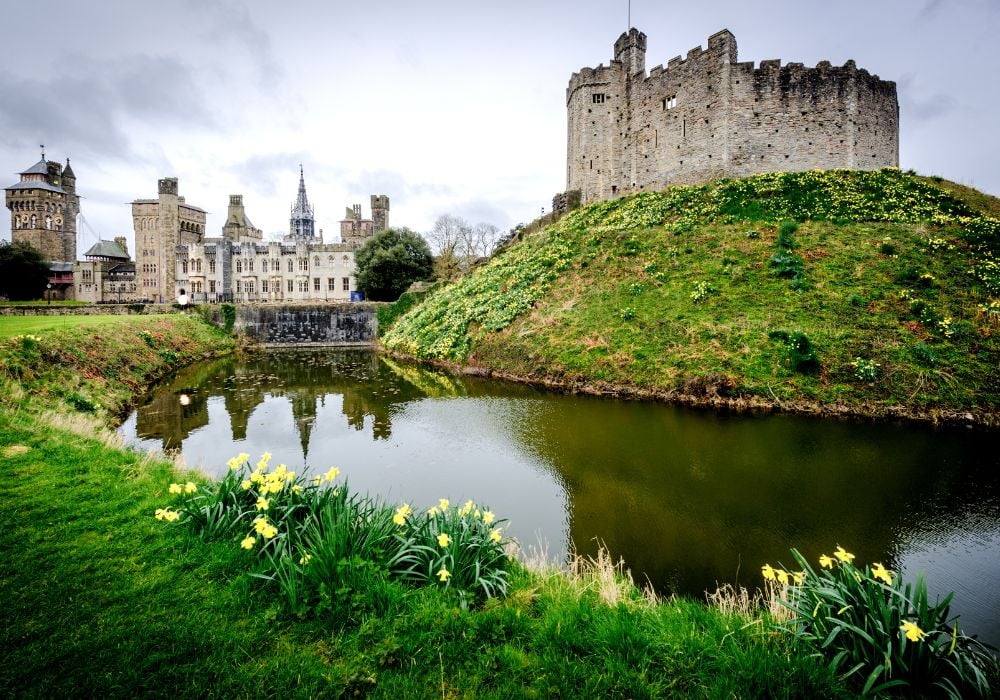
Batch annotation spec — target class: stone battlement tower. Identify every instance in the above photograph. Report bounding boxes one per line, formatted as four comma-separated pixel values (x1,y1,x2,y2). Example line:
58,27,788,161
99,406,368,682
566,29,899,204
4,150,79,262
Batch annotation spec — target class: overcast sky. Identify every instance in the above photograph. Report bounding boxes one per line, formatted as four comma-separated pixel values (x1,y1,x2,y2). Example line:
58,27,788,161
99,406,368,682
1,0,997,257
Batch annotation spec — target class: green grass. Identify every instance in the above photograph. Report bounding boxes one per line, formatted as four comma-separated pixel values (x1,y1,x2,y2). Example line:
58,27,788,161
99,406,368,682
0,299,90,306
0,305,851,697
383,169,1000,422
0,313,173,338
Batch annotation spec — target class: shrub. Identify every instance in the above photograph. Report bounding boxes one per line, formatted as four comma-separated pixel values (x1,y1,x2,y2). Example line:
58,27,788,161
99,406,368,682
221,304,236,334
777,221,799,249
880,236,899,256
768,330,820,374
766,547,998,698
850,357,879,383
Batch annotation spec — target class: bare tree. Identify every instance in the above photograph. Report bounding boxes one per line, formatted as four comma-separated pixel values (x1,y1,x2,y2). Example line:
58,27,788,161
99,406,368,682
426,215,502,280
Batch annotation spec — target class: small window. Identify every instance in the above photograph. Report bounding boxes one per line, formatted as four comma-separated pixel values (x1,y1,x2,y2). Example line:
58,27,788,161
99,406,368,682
262,280,269,293
662,96,677,110
328,278,336,291
287,259,294,273
313,278,320,291
287,279,294,292
342,277,350,291
592,93,605,104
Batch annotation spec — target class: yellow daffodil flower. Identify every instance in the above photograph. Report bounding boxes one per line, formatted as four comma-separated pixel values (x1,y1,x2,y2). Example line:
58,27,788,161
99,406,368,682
311,476,322,485
438,499,450,510
154,508,169,521
291,484,303,494
900,620,927,642
392,512,406,526
474,509,481,519
253,516,269,534
792,571,805,585
438,533,451,548
761,564,777,581
428,507,439,517
168,483,182,494
325,467,340,482
871,563,893,585
490,528,502,543
240,536,256,550
299,554,312,565
819,554,834,569
184,481,197,494
261,524,278,539
273,464,286,478
776,569,790,585
257,452,272,470
437,567,451,582
834,546,855,563
284,471,296,482
482,510,495,525
255,497,270,511
241,479,252,490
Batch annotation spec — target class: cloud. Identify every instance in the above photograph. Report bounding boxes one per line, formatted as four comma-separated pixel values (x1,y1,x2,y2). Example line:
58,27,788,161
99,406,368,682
897,74,957,124
186,0,283,89
0,54,216,163
346,169,455,200
225,151,315,198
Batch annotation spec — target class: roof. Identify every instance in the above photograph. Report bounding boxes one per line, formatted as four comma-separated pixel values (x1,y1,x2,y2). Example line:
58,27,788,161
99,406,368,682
61,159,75,179
108,263,135,274
4,180,66,194
84,239,129,260
48,262,74,272
20,158,49,176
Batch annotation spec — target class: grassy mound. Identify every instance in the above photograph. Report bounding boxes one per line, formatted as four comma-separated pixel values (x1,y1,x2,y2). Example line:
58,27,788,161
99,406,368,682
382,169,1000,422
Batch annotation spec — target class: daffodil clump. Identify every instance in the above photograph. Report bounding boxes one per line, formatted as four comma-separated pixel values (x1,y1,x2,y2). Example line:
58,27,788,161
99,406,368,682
389,497,511,605
763,546,996,698
154,453,513,617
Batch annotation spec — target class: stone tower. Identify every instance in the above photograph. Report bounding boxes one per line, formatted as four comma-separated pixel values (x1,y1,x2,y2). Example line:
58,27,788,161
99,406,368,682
566,29,899,204
289,165,316,240
222,194,263,243
4,150,79,262
370,195,389,234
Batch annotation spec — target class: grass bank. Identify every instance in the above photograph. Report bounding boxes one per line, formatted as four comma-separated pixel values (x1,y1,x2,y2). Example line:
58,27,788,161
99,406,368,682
0,315,852,696
382,169,1000,426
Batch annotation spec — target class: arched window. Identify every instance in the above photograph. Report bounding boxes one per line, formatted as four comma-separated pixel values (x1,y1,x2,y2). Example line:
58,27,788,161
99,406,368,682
46,216,52,229
287,259,293,273
14,215,20,228
181,261,188,274
271,259,278,272
313,256,320,267
236,259,242,273
30,214,37,228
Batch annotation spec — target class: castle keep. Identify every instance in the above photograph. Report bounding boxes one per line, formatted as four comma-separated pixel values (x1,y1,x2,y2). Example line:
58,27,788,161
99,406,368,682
566,29,899,203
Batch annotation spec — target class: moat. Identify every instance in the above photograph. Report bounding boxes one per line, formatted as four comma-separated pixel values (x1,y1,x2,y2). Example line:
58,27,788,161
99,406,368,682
120,349,1000,646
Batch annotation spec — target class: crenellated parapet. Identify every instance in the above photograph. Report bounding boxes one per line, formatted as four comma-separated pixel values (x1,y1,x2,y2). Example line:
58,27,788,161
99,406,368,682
565,28,899,204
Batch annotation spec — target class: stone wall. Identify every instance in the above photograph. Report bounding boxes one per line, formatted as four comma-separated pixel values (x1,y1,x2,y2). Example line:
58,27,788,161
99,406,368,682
566,29,899,203
236,303,377,346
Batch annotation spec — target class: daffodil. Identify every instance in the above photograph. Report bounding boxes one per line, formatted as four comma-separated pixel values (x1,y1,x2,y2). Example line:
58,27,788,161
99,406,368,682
834,546,855,563
311,476,322,485
490,528,502,543
257,452,272,470
241,479,252,490
437,567,451,582
792,571,805,585
900,620,927,642
240,536,256,549
253,516,269,534
871,562,893,585
291,484,303,494
154,508,170,521
437,533,451,548
168,483,183,494
428,506,439,517
299,553,312,565
776,569,790,585
438,498,450,511
184,481,197,494
255,497,270,511
325,466,340,482
261,524,278,539
482,510,495,525
819,554,834,569
761,564,777,581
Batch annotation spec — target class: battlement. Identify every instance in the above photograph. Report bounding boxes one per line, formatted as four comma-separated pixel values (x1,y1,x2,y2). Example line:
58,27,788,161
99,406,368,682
565,27,899,204
158,177,178,196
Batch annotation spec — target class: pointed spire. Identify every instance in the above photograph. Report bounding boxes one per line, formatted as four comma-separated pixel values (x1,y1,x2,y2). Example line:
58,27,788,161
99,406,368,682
288,164,315,239
62,157,75,179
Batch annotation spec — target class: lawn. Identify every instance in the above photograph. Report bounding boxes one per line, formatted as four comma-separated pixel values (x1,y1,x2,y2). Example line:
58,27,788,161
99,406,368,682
0,313,173,338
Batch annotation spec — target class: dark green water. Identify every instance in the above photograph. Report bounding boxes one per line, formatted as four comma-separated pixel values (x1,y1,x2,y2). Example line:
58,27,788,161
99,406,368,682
120,349,1000,646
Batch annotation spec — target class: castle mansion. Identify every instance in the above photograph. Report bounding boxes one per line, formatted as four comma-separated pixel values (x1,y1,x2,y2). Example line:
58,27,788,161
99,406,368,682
566,29,899,203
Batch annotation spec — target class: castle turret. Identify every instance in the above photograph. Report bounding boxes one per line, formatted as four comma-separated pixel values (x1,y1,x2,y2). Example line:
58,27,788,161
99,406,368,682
371,194,389,233
614,28,647,77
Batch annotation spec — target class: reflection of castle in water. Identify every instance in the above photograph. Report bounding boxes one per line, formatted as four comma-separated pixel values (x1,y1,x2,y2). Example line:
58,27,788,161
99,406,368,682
133,350,467,456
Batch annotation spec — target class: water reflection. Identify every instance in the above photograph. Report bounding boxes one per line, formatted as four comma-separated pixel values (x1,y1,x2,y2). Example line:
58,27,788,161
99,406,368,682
120,349,999,646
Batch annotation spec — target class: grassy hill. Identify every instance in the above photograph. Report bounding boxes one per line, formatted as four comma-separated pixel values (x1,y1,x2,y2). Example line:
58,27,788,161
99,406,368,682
382,169,1000,424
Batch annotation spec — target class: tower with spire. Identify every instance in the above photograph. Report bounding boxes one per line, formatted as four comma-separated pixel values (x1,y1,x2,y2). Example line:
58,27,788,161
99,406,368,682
288,165,316,240
4,147,79,264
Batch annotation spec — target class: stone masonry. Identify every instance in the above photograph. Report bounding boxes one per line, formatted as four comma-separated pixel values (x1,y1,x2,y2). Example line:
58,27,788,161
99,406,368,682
567,29,899,203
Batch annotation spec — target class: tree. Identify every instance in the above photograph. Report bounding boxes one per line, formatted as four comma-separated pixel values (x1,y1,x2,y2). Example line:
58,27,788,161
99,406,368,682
355,227,433,301
425,215,504,281
0,240,50,301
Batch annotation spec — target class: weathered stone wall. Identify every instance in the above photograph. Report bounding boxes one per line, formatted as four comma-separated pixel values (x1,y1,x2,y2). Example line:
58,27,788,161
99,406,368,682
0,303,175,316
236,303,377,346
566,29,899,203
